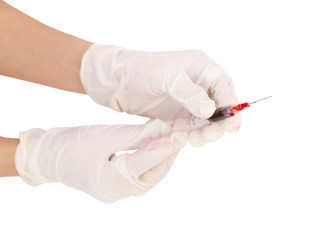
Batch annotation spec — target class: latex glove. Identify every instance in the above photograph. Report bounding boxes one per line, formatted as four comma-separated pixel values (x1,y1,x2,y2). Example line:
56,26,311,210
80,44,241,146
15,120,187,203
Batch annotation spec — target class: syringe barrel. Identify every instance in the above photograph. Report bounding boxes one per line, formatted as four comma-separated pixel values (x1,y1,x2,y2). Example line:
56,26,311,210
171,116,210,132
208,105,235,122
171,105,235,132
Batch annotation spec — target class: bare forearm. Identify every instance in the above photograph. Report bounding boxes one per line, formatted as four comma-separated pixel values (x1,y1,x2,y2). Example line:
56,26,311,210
0,1,92,93
0,137,19,177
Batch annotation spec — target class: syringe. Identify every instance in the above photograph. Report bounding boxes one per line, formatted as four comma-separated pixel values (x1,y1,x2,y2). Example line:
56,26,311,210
172,96,272,131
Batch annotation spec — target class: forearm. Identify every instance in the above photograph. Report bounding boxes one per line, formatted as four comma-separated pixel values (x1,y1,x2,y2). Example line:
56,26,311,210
0,1,92,93
0,137,19,177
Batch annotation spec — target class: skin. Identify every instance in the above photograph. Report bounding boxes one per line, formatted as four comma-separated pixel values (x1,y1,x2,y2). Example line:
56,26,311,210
0,1,92,177
0,137,19,177
0,1,92,93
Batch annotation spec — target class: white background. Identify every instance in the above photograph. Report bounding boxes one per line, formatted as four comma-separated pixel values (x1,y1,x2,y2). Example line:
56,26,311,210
1,0,333,239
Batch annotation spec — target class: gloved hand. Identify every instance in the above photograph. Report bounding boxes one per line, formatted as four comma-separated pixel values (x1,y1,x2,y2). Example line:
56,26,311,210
80,44,241,146
15,120,187,203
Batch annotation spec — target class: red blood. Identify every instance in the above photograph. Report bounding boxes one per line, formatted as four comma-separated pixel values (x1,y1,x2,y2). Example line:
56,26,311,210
232,102,250,112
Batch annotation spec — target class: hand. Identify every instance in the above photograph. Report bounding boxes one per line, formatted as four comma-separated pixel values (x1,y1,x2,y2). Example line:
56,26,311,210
80,45,241,146
15,120,187,203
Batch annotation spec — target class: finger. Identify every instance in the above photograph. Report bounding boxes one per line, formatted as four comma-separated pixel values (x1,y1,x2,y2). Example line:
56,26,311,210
202,123,226,142
168,72,216,119
188,120,226,147
125,132,188,183
186,55,241,133
78,119,175,152
137,151,178,185
188,129,206,147
220,111,241,133
207,74,241,133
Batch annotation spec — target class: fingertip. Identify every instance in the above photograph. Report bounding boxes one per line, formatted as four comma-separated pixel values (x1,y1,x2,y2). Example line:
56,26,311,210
170,72,216,119
202,124,225,142
184,93,216,119
198,99,216,119
228,122,241,133
189,130,206,147
220,112,241,133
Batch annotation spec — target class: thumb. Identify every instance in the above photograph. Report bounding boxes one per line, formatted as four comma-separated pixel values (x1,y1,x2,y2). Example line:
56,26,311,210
125,132,188,185
169,72,216,118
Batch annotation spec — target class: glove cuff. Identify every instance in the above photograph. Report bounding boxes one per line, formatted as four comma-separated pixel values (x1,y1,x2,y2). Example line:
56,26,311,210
80,44,126,111
15,129,54,186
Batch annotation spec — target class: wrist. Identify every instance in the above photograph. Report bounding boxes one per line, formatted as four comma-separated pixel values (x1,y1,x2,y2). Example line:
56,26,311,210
15,129,54,185
80,44,126,110
0,137,19,177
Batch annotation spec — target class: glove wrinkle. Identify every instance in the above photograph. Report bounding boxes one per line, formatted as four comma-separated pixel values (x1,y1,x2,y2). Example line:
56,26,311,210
15,120,186,203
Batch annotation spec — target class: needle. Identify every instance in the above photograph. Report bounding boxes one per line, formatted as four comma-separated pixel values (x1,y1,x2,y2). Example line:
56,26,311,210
173,96,272,131
250,96,272,105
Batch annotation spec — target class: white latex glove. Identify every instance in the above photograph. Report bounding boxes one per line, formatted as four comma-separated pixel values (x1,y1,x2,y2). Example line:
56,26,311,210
80,44,241,146
15,120,187,203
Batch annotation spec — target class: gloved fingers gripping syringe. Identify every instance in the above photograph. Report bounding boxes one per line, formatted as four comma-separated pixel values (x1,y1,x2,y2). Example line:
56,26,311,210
171,96,272,132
